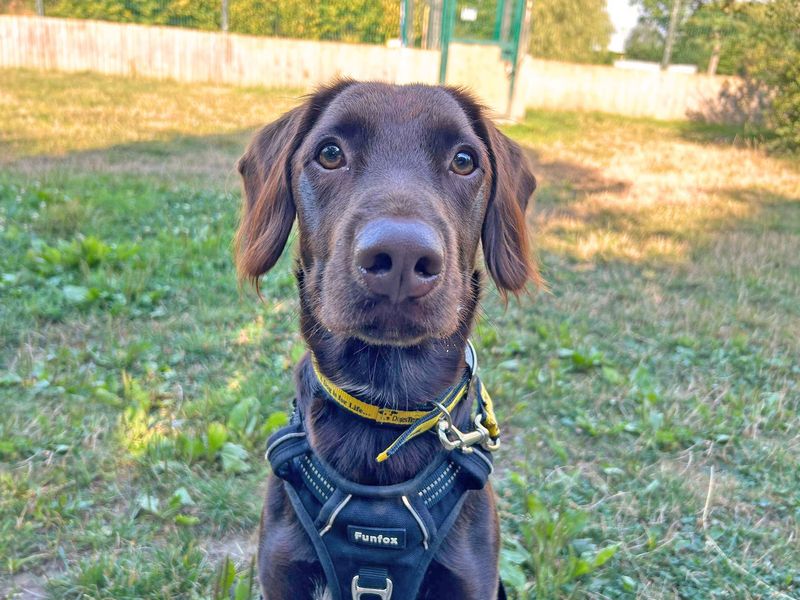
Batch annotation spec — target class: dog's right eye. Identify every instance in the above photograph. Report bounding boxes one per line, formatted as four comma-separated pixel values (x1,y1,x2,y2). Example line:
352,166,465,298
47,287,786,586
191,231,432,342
317,144,346,169
450,150,476,176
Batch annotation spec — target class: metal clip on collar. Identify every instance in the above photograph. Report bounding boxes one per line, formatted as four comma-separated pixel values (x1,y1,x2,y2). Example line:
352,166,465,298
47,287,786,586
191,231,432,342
435,404,500,453
351,575,393,599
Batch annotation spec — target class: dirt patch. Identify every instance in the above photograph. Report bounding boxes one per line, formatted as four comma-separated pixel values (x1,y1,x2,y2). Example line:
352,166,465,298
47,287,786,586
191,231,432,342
1,567,55,599
202,531,257,566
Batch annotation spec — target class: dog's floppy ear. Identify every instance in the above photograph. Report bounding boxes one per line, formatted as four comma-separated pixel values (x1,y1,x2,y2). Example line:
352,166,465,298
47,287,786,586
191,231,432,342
235,80,354,283
447,88,538,295
235,109,301,282
480,120,538,294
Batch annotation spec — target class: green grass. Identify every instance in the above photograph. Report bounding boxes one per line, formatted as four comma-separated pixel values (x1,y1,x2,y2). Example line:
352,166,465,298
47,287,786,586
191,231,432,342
1,68,799,599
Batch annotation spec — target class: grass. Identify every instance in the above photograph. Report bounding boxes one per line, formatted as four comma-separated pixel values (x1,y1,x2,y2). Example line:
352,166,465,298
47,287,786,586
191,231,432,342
1,68,798,599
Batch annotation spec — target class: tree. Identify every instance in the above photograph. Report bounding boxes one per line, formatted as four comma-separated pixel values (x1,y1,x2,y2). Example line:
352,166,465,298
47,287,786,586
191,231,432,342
529,0,613,64
40,0,401,43
741,0,800,151
675,0,799,152
625,0,761,75
624,21,663,63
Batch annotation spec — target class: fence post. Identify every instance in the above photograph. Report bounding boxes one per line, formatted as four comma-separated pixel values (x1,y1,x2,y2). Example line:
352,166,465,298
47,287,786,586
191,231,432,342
507,0,533,118
438,0,454,84
221,0,229,32
400,0,413,47
35,0,44,16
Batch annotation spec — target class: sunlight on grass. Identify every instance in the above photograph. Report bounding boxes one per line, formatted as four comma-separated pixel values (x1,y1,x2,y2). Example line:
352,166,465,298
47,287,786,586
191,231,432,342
513,111,800,268
0,69,302,161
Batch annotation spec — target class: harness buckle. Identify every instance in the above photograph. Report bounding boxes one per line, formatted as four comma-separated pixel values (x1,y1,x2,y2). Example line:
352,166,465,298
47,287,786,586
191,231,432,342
351,574,393,599
436,413,500,453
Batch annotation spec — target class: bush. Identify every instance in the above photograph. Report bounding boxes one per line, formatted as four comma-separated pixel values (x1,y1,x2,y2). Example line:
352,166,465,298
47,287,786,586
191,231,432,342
744,0,800,152
40,0,401,44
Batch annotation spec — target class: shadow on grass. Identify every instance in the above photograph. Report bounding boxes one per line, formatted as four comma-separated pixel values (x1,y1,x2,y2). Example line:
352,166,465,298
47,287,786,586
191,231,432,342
2,129,259,186
719,187,800,232
529,168,798,269
6,125,637,206
676,120,775,148
525,148,631,203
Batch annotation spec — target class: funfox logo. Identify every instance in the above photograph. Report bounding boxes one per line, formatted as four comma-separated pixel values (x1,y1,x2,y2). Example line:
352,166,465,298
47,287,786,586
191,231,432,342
354,531,399,546
348,525,407,549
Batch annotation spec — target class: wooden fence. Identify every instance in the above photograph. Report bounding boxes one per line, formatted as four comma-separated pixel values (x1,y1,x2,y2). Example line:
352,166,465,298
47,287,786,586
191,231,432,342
0,15,440,88
513,56,736,121
0,15,737,122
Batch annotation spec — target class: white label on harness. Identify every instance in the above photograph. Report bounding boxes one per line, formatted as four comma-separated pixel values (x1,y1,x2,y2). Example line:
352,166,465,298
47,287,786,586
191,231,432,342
348,525,407,549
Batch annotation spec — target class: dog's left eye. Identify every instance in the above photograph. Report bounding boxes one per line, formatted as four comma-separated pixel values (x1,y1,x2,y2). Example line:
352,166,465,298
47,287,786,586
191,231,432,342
450,151,476,176
317,144,346,169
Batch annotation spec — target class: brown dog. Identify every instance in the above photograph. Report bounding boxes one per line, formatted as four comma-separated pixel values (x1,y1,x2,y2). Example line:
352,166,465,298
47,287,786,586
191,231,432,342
236,80,537,600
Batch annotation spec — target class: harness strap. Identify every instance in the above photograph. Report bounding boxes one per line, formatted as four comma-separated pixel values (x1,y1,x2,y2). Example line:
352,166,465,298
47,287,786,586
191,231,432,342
352,567,392,599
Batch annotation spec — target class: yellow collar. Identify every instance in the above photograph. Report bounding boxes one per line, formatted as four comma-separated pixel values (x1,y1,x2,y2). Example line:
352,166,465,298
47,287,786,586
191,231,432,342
311,342,499,462
312,357,467,427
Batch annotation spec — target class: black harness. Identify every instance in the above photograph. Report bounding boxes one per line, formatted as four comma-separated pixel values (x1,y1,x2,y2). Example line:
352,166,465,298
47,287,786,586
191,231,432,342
266,411,493,599
264,345,503,600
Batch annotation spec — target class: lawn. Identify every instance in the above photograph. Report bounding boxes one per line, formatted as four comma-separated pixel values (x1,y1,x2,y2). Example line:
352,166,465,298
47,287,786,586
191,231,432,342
1,68,798,599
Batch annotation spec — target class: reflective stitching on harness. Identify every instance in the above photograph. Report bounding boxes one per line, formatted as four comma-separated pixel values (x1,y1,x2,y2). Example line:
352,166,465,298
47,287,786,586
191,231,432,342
263,341,499,600
421,465,461,507
300,457,333,502
303,455,335,494
418,462,463,506
418,462,453,498
401,495,429,550
319,493,352,537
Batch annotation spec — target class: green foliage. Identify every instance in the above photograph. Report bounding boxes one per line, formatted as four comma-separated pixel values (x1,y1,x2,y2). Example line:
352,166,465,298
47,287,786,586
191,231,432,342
740,0,800,153
39,0,401,43
625,0,757,75
627,0,799,152
48,542,213,598
500,473,619,598
529,0,613,64
44,0,220,29
212,556,257,600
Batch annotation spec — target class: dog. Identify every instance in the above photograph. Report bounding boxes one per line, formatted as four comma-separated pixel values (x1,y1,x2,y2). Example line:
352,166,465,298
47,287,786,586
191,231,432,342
235,80,537,600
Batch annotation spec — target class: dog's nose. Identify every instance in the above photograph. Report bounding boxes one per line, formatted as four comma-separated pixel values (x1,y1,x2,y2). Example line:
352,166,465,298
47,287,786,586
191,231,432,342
354,218,444,303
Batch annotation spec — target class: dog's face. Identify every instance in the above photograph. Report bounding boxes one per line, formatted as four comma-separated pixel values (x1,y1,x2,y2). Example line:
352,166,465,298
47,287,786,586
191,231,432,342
236,81,537,347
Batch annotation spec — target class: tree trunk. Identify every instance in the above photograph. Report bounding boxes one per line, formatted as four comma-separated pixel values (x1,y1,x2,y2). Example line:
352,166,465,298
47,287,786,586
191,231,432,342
707,30,721,76
661,0,681,71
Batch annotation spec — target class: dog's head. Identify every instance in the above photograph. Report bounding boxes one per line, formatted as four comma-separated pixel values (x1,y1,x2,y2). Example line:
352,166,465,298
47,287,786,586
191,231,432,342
236,81,537,347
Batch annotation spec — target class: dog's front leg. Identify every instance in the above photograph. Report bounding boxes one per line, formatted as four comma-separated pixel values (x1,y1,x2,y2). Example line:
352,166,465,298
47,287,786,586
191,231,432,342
259,558,325,600
258,477,325,599
420,561,502,600
421,489,503,600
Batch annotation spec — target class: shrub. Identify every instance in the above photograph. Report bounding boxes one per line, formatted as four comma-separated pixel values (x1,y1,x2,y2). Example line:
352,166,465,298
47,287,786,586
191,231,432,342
744,0,800,152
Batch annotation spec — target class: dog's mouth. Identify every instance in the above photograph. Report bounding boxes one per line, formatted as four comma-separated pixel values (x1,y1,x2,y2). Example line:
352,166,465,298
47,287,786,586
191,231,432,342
318,292,460,348
351,298,446,347
353,320,431,347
